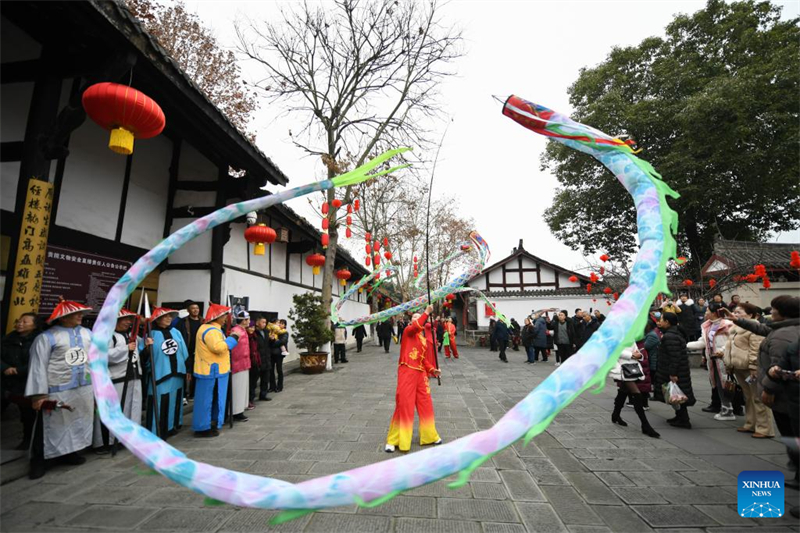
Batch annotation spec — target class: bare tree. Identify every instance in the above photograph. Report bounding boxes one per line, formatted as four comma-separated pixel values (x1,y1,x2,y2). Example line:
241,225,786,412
236,0,463,326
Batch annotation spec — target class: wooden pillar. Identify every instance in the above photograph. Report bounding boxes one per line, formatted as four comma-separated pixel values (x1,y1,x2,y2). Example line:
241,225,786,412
2,46,63,323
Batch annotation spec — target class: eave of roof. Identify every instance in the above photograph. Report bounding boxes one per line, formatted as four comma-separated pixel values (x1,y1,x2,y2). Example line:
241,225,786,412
470,246,591,283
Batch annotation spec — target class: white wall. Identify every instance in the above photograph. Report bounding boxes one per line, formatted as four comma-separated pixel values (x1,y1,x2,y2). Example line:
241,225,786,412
168,217,212,263
540,265,556,283
173,190,216,208
178,142,217,182
56,121,128,239
158,269,211,308
559,273,582,288
222,268,370,358
120,135,172,249
224,222,249,270
475,295,609,329
720,281,800,309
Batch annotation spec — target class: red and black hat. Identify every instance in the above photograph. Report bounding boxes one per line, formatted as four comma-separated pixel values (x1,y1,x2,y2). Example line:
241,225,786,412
46,298,92,324
204,303,231,323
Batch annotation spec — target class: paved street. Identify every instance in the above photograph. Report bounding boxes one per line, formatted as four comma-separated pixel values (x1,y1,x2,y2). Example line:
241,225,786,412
1,343,799,532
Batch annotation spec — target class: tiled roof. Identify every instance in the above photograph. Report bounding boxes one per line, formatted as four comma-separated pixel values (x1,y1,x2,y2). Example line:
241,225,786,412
713,239,799,269
484,288,598,298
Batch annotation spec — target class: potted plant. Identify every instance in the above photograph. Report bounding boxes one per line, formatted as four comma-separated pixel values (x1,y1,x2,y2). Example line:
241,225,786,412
288,292,334,374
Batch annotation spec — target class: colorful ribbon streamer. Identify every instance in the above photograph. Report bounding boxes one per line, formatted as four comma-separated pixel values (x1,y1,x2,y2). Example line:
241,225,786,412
86,98,678,524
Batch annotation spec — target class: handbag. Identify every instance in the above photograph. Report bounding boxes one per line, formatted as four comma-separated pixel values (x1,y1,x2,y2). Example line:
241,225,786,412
621,362,644,380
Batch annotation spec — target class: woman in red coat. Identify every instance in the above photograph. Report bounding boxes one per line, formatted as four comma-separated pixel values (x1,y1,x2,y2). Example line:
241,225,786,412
385,305,442,453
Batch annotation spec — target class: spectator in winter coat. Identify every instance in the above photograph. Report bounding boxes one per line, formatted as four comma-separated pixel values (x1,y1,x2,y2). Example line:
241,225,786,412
723,302,772,438
687,306,735,421
549,311,576,365
768,338,799,493
656,312,695,429
494,320,511,362
377,319,394,353
177,300,202,400
720,295,800,481
609,342,660,438
531,314,549,363
253,317,271,402
510,318,522,351
246,324,260,411
576,313,599,350
643,320,661,385
728,294,742,312
229,311,253,422
268,319,289,393
488,319,498,351
695,298,708,332
678,294,701,341
593,310,606,324
1,313,40,450
353,324,367,352
521,318,536,364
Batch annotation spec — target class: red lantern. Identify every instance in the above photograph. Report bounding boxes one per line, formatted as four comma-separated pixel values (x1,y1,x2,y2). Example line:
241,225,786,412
374,253,381,266
321,202,329,215
366,244,372,254
374,240,381,251
683,279,694,286
244,224,277,256
763,278,771,289
354,199,360,211
446,294,456,301
384,251,392,261
599,254,609,262
336,269,352,286
346,215,352,225
332,199,342,209
413,256,418,263
383,237,389,248
82,82,166,155
754,264,767,278
346,227,352,238
321,234,329,247
586,283,592,293
365,232,372,242
590,273,599,283
568,275,578,283
321,219,329,230
599,266,605,275
306,253,326,275
708,279,717,288
790,251,800,269
603,287,612,294
347,204,353,214
613,292,620,300
745,274,759,283
365,256,371,267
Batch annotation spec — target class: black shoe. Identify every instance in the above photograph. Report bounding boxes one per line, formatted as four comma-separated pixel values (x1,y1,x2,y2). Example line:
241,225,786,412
258,395,272,401
642,426,660,438
666,416,678,423
233,414,249,422
29,460,46,480
701,405,721,413
341,359,349,363
502,359,508,363
93,446,110,455
612,415,628,427
194,429,218,438
785,478,799,491
668,419,692,429
275,388,282,393
542,359,548,362
59,453,86,466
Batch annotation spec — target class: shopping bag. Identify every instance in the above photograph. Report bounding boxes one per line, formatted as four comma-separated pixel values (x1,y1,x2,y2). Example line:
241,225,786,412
662,382,688,406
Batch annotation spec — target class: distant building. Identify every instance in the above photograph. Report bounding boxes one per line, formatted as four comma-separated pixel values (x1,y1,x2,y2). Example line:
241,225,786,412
700,238,800,308
461,240,601,331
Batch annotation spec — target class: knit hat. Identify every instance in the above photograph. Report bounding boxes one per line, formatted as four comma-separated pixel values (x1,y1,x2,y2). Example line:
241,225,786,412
205,303,231,323
662,312,679,326
46,298,92,324
117,308,138,320
149,307,179,322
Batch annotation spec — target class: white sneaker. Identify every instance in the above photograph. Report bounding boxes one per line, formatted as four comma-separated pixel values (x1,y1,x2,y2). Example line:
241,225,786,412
555,362,560,367
384,444,396,453
714,412,736,421
433,438,443,445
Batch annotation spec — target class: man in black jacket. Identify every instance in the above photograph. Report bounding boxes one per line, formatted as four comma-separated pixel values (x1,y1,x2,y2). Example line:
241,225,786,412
677,294,700,341
177,300,203,400
353,324,367,352
253,317,271,401
377,319,393,353
575,313,599,350
1,313,40,449
656,312,695,429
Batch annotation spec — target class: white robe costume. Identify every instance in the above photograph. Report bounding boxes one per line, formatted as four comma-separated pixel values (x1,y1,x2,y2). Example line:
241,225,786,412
93,332,143,447
26,326,94,459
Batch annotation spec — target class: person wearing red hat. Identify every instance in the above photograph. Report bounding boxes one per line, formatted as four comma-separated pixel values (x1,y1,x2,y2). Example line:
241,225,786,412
144,307,189,436
92,309,144,452
25,299,93,479
193,303,240,437
385,305,442,453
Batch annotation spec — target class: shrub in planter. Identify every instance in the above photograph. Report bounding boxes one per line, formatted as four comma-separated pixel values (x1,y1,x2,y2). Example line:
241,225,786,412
288,293,334,374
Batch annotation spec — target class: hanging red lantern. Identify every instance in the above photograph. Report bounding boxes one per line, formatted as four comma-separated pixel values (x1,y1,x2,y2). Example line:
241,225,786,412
82,82,166,155
354,199,360,211
754,264,767,278
243,224,277,256
331,199,342,209
321,218,329,230
321,202,329,215
346,215,352,226
321,233,329,247
683,279,694,286
708,279,717,288
374,253,381,266
590,273,599,283
745,274,759,283
446,294,456,301
599,254,609,262
568,275,578,283
365,232,372,242
306,253,326,275
586,283,592,293
384,251,392,261
366,244,372,254
347,204,353,214
383,237,389,248
790,251,800,269
603,287,612,294
606,300,612,306
413,256,418,263
599,266,605,275
613,292,620,300
374,240,381,251
763,278,772,289
365,256,371,267
346,227,352,238
336,269,352,286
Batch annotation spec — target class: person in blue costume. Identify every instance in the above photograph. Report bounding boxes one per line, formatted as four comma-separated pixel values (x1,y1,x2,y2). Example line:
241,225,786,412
144,307,188,437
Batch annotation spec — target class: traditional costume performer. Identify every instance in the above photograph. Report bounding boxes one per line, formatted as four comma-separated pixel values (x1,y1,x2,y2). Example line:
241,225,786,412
444,319,459,359
229,310,252,422
93,308,143,450
145,307,188,436
385,310,442,453
25,300,94,478
193,303,238,436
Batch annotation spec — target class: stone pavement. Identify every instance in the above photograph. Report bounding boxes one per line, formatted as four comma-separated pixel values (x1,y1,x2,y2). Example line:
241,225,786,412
1,343,798,532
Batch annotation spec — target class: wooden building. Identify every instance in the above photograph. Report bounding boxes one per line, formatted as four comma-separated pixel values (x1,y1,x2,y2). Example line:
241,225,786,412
463,240,597,330
0,1,369,354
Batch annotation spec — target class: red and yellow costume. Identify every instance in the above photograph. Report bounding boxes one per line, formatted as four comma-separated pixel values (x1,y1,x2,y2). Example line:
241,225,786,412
444,321,459,359
386,313,440,451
